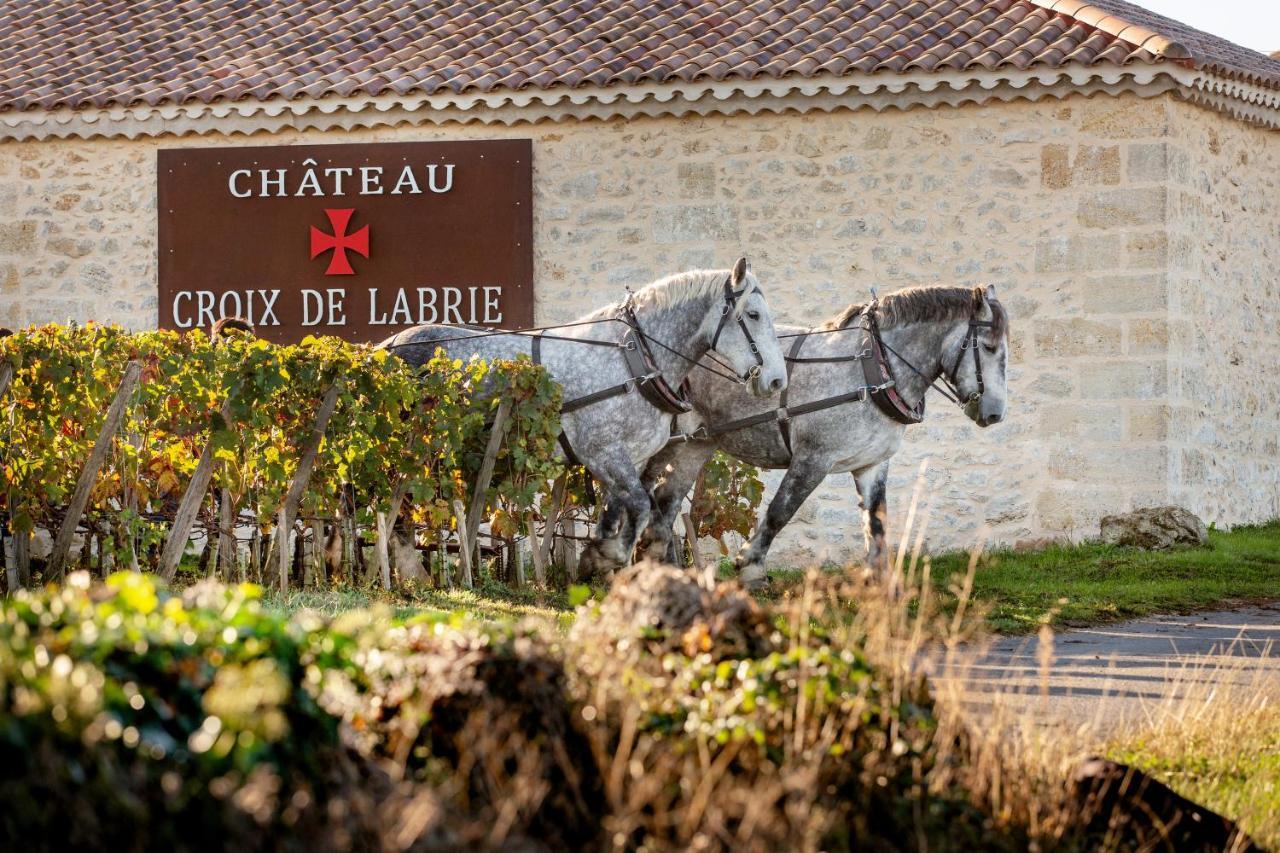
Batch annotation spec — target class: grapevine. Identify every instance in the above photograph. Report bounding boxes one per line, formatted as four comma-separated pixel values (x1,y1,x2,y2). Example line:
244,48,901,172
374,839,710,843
0,323,760,590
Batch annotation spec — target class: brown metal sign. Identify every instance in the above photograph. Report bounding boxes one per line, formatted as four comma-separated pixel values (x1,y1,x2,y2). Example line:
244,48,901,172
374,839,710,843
157,139,533,343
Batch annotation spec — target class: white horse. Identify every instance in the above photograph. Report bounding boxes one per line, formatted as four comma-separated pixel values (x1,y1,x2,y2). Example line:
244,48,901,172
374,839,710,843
381,260,790,577
639,284,1010,587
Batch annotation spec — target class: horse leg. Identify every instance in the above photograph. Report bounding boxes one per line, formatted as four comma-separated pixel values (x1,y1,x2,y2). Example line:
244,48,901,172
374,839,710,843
735,458,830,590
391,520,426,583
853,461,891,582
637,439,716,565
578,455,651,580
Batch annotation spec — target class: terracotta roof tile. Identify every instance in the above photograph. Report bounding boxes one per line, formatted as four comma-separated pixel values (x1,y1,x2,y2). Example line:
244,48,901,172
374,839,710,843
0,0,1275,113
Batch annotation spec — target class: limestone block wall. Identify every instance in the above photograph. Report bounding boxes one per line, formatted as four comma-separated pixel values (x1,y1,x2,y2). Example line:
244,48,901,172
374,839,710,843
0,91,1274,562
1165,99,1280,525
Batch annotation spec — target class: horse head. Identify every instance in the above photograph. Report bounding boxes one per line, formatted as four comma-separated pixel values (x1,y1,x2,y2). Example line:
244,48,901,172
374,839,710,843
944,284,1009,428
700,257,788,398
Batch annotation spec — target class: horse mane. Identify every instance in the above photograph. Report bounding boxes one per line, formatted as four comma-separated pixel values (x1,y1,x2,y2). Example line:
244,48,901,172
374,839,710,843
822,284,1008,338
582,268,749,321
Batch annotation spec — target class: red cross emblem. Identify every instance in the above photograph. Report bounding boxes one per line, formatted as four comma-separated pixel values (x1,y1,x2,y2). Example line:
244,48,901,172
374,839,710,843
309,208,370,275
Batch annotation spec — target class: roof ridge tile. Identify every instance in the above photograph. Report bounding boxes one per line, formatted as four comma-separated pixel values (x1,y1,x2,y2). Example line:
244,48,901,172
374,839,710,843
0,0,1271,116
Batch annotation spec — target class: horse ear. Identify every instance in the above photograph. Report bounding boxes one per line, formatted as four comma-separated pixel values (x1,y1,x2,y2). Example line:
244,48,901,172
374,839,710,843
985,284,997,301
731,256,749,286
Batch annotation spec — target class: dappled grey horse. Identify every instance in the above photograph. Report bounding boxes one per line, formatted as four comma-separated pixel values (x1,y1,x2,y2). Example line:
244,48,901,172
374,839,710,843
639,284,1010,588
380,260,789,577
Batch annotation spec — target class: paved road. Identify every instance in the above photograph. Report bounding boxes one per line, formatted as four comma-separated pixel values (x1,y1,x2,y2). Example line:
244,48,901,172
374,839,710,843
929,603,1280,734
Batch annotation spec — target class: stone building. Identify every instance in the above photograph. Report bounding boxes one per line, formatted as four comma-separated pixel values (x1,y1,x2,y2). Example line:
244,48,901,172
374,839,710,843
0,0,1276,560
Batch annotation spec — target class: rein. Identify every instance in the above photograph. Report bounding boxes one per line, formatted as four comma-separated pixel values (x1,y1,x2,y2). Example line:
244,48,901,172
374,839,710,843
671,297,997,451
872,305,996,411
382,280,753,389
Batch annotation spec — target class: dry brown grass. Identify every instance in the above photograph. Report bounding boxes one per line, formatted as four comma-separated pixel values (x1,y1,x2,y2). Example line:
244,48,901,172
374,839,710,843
1104,650,1279,850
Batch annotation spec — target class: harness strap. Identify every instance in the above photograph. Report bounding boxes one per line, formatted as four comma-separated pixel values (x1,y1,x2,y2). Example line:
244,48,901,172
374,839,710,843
532,329,601,465
675,385,881,444
778,333,808,456
558,433,581,467
620,325,693,415
859,307,926,425
560,380,636,414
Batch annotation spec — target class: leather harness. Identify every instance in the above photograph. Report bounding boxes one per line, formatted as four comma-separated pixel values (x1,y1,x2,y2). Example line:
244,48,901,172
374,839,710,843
533,273,759,464
675,296,999,457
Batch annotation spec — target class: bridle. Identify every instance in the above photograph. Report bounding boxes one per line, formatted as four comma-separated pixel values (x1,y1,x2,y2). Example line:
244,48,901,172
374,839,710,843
708,274,764,384
868,296,1001,414
624,272,764,387
940,310,997,408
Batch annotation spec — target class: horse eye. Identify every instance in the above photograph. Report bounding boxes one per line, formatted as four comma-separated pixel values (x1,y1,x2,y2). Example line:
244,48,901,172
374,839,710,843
746,310,761,321
982,343,999,354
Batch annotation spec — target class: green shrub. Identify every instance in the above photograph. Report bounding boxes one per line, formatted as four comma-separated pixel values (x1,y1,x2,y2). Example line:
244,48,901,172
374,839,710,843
0,572,601,851
0,572,386,850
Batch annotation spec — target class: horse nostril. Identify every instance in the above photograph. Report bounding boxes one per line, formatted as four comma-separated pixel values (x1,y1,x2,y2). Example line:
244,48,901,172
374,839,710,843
984,413,1002,426
769,376,784,392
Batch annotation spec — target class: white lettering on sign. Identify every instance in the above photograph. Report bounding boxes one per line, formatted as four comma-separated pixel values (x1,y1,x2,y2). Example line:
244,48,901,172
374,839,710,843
483,286,503,324
418,288,437,323
172,286,508,331
360,166,383,195
258,290,281,325
225,158,457,198
169,289,284,329
441,287,463,324
228,170,253,198
261,169,287,197
368,287,506,326
172,292,193,327
301,290,324,326
390,165,419,195
196,291,216,328
326,289,346,326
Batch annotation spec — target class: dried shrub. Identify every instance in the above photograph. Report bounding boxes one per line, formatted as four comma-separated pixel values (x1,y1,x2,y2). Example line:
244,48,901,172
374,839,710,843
567,561,1008,851
313,610,604,849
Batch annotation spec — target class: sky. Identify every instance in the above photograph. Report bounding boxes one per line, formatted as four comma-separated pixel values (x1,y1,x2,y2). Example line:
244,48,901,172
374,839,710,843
1140,0,1280,55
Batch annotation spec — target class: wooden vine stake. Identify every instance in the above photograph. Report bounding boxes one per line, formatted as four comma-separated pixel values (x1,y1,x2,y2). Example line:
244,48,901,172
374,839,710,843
463,398,512,578
47,360,142,581
534,473,568,585
526,515,546,586
364,433,428,588
373,512,392,590
308,519,326,587
159,400,233,581
1,360,16,590
217,489,236,580
11,531,29,589
683,510,712,585
452,498,472,588
275,381,342,593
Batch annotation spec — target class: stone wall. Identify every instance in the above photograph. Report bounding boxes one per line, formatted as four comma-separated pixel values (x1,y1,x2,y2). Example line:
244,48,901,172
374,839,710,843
0,91,1275,562
1165,99,1280,526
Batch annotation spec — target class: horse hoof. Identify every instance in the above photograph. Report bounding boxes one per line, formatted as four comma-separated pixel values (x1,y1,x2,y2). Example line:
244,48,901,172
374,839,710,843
578,543,621,582
739,562,768,592
635,534,670,564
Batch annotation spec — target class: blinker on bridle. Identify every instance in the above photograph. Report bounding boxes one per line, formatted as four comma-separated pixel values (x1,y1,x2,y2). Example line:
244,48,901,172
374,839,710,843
708,273,764,384
867,295,998,412
631,272,764,387
618,270,765,394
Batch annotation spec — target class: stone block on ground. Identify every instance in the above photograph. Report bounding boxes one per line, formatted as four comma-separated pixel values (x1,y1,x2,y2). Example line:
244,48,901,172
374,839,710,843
1098,505,1207,549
